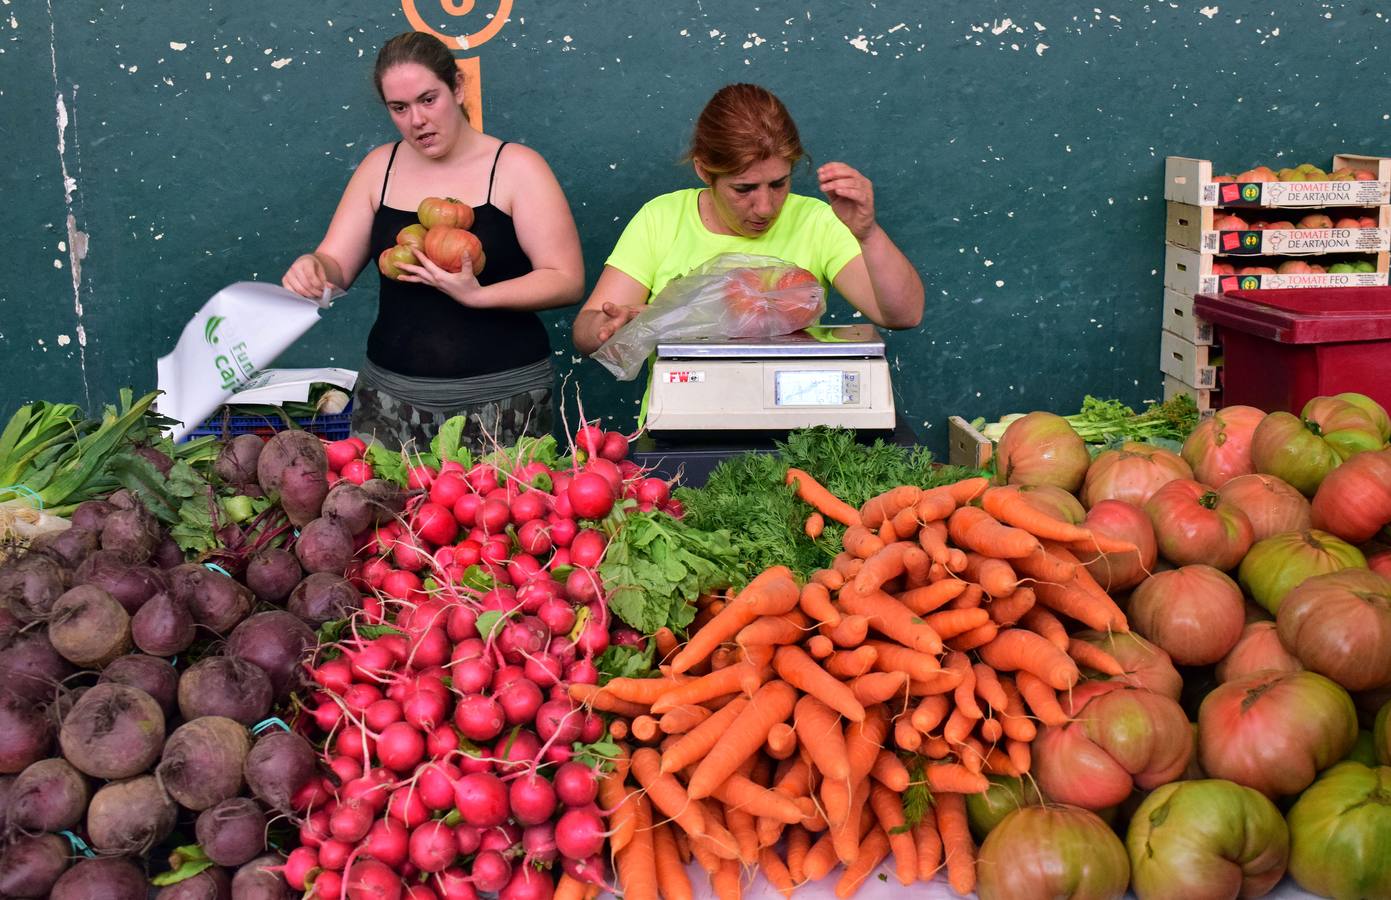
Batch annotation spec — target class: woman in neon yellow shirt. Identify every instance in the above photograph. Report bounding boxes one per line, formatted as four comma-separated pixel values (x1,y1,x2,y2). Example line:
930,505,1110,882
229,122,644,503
572,83,924,355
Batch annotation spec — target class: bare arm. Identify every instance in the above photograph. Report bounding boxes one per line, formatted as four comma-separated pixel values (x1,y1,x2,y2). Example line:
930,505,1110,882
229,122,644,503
571,266,651,355
819,162,924,329
399,144,585,311
282,146,388,298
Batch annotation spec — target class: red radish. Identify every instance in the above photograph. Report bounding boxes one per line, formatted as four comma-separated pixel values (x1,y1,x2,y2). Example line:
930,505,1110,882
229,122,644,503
319,837,352,871
430,473,468,508
574,424,604,459
344,683,384,713
365,816,411,869
452,657,494,695
523,653,564,687
454,824,483,855
403,689,449,731
569,529,606,568
500,866,553,900
482,822,521,852
491,664,528,691
554,761,599,807
664,499,684,519
452,494,483,528
506,554,543,585
346,858,404,900
480,537,510,566
561,854,607,886
516,519,553,556
555,807,606,860
542,743,575,766
585,458,622,491
548,516,577,548
522,822,558,863
551,491,575,521
374,521,403,552
346,436,368,454
453,694,505,741
537,597,577,635
365,698,404,732
329,754,363,784
550,547,572,569
387,785,430,828
405,886,439,900
535,699,582,744
511,490,548,524
452,539,482,568
618,459,644,481
480,586,520,615
341,459,374,485
300,810,331,848
440,459,465,475
467,465,500,495
478,499,510,534
611,626,646,649
496,678,544,725
409,627,452,669
548,637,578,667
392,533,432,571
471,850,512,894
284,846,319,889
330,799,374,842
312,699,345,733
377,722,426,772
493,730,542,774
509,772,558,825
409,820,459,872
598,430,629,462
335,726,372,762
446,607,480,643
518,578,563,614
451,637,487,662
314,658,354,694
565,567,601,605
574,611,610,656
413,502,459,547
435,869,478,900
567,473,615,520
360,556,392,590
498,617,549,663
327,440,362,470
636,477,671,507
426,725,458,758
578,710,604,742
453,772,509,827
417,762,461,811
312,871,345,899
407,465,439,490
383,569,424,601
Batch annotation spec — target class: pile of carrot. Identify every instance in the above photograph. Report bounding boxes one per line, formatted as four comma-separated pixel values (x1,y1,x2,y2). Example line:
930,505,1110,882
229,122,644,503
570,473,1137,900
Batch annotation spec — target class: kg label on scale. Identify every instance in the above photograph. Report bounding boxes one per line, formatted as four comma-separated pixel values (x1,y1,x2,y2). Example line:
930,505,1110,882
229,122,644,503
663,371,705,384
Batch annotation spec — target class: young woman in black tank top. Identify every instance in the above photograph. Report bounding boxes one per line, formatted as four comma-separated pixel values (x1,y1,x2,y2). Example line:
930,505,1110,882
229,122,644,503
281,31,584,453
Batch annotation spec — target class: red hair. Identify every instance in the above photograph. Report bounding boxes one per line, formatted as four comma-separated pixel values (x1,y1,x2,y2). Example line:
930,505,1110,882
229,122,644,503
686,84,805,177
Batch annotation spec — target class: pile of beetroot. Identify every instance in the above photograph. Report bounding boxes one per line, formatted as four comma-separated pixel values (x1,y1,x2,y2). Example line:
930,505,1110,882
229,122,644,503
0,429,391,898
285,423,673,899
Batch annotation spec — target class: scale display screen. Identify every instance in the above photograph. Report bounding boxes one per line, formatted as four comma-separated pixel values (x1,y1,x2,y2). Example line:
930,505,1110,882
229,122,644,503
774,369,852,406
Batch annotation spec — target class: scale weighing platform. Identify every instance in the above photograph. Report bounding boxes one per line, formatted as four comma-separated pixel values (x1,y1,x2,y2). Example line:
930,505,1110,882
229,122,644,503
645,324,896,432
634,324,914,487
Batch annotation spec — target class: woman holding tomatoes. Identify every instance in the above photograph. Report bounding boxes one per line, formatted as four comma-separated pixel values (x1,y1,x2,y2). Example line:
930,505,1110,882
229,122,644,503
283,31,584,453
571,83,924,356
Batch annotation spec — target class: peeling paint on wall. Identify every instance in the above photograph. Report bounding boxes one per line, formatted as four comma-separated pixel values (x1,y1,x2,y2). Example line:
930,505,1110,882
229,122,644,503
46,0,89,408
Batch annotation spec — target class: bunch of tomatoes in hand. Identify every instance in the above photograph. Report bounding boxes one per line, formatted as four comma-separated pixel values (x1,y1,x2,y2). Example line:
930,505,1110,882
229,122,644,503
379,197,486,281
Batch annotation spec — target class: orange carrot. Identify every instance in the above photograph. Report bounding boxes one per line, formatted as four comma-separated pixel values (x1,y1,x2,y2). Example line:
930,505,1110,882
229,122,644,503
760,847,796,899
825,646,879,679
616,794,659,900
630,747,709,839
736,611,810,650
987,585,1037,626
1006,737,1032,775
947,476,990,505
894,507,925,549
901,544,932,588
659,704,713,735
1011,544,1078,583
725,802,759,865
786,467,862,527
845,707,890,784
694,800,742,863
652,823,693,900
661,697,750,774
841,524,885,560
688,831,723,876
896,580,968,615
924,607,991,641
836,586,944,655
668,567,801,674
915,484,958,523
554,874,588,900
870,749,910,792
809,567,845,591
979,715,1004,744
935,792,977,896
852,671,911,708
982,485,1094,542
945,548,970,573
982,744,1020,777
739,644,774,671
651,663,764,715
963,552,1021,598
794,695,851,781
786,825,812,884
601,775,638,853
978,628,1081,691
865,641,941,682
972,663,1009,711
774,645,866,722
946,621,999,652
803,829,843,882
827,779,871,864
948,506,1041,559
805,511,826,540
997,676,1038,742
799,582,842,628
687,681,797,799
914,808,943,882
1068,636,1126,676
835,827,891,899
568,683,650,718
822,614,870,648
946,652,982,719
861,485,922,529
870,784,918,886
943,706,978,747
854,541,913,595
806,634,834,659
610,720,630,740
652,627,679,665
1014,670,1070,726
710,857,742,900
894,715,923,752
631,715,660,744
911,694,951,735
1020,606,1069,651
766,722,797,760
908,670,965,696
947,582,985,610
922,735,951,759
712,774,805,824
917,519,951,565
832,552,864,580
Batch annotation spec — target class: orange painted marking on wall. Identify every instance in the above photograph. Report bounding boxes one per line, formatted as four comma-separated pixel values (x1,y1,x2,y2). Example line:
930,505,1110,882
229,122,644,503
401,0,513,131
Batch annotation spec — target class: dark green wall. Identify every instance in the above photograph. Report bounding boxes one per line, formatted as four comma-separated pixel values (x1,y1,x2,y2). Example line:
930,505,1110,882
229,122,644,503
4,1,1389,454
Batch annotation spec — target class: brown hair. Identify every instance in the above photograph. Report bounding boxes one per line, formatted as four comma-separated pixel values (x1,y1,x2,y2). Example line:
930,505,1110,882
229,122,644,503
373,31,460,102
686,84,805,178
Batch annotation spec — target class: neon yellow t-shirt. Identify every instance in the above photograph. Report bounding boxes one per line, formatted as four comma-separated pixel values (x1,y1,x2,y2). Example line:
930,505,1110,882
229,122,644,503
604,189,862,299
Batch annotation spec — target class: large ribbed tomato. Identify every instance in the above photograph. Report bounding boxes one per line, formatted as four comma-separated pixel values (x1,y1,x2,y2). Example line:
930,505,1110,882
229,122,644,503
1071,629,1182,699
1302,394,1389,457
1004,483,1086,524
978,806,1130,900
1128,565,1245,666
1276,569,1391,691
422,226,485,275
1181,404,1265,487
1143,479,1254,569
1216,620,1303,683
1197,669,1358,797
721,267,822,337
1237,529,1367,615
1080,500,1157,592
992,411,1091,493
1287,762,1391,899
417,196,475,230
377,244,417,281
1310,448,1391,544
1081,442,1192,508
1216,473,1311,541
1334,391,1391,441
1126,779,1289,900
1034,681,1192,810
1252,397,1385,497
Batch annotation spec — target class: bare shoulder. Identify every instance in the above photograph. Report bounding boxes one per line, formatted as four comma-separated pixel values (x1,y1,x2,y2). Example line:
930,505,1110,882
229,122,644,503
497,141,557,180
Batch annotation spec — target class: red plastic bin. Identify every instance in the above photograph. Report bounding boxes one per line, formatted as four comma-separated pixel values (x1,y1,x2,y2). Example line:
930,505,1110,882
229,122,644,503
1193,287,1391,413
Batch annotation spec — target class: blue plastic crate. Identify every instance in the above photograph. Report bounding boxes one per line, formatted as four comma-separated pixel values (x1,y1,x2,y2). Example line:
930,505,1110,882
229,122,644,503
181,401,353,443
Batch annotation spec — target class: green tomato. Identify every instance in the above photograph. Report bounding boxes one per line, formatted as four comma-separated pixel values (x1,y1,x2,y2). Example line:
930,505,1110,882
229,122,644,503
978,806,1130,900
1237,529,1366,615
1354,259,1377,273
966,776,1046,841
1287,762,1391,899
1347,730,1378,766
1127,779,1289,900
1329,262,1357,274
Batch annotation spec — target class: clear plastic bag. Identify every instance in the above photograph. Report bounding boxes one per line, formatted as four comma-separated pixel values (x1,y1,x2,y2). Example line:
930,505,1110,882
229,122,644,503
592,254,826,381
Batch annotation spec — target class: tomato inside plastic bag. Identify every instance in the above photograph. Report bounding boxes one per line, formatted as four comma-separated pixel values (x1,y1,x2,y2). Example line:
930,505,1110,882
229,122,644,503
592,254,826,381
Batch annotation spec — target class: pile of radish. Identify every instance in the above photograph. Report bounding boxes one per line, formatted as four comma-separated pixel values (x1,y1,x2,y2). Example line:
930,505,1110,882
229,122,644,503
280,422,680,899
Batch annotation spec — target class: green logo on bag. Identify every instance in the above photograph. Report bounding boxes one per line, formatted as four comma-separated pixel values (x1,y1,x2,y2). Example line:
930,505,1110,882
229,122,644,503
204,316,226,345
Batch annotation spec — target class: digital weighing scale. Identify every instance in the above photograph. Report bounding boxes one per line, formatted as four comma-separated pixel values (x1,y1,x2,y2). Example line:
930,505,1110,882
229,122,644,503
644,324,896,432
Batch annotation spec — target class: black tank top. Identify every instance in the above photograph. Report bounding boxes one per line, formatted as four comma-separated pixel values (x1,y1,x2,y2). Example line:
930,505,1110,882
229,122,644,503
366,141,550,378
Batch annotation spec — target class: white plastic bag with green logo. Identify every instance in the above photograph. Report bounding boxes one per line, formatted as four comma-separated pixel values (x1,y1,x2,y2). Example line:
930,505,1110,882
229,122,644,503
155,281,341,441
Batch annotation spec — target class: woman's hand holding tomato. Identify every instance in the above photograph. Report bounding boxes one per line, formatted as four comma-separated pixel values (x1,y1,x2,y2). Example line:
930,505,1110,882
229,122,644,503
818,161,876,241
397,248,487,307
